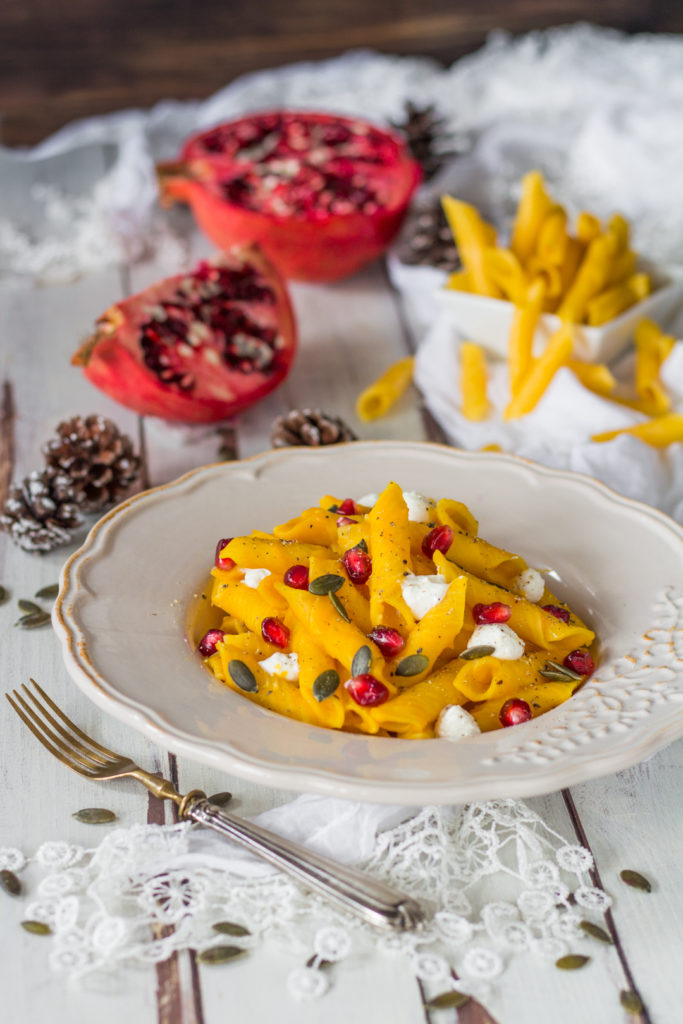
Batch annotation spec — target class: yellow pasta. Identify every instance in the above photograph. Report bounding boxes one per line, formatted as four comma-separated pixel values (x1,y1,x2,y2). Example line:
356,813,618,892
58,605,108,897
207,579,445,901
567,360,617,397
556,233,616,323
460,342,490,421
508,277,546,396
575,211,601,244
511,171,553,263
356,356,414,422
505,324,574,420
591,414,683,448
586,273,651,326
634,318,675,415
196,483,598,739
482,249,528,303
441,196,502,298
446,270,473,292
535,206,569,264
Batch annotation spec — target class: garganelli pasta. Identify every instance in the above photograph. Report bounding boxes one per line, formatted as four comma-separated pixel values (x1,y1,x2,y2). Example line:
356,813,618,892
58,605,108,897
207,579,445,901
196,484,597,739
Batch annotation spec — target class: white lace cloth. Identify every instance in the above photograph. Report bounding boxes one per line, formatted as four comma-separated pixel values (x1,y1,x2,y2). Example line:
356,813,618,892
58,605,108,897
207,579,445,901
2,24,683,281
0,797,611,1002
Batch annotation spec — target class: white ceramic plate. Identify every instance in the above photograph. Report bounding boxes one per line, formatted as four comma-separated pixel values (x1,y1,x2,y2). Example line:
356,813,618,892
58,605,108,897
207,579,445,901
54,442,683,804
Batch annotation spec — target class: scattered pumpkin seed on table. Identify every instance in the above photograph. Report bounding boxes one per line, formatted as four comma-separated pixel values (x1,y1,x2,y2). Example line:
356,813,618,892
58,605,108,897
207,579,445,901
0,869,22,896
620,869,652,892
212,921,251,937
197,945,248,965
72,807,117,824
21,920,51,935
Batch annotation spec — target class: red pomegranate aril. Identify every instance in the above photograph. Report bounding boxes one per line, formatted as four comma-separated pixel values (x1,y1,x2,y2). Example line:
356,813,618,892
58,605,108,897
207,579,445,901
473,602,511,625
499,698,532,728
284,564,309,590
215,537,235,570
543,604,571,623
563,649,595,676
368,626,405,659
337,498,357,515
342,547,372,585
336,515,357,527
345,674,389,707
261,617,290,649
198,629,225,657
421,524,454,559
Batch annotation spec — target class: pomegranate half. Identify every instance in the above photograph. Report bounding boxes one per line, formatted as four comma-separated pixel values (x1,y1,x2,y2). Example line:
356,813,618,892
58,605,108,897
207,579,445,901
73,246,296,423
157,110,422,283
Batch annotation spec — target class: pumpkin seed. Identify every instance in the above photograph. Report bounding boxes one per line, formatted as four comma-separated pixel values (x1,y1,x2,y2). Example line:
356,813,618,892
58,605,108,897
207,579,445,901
327,505,339,513
35,583,59,600
353,538,368,553
555,954,590,970
229,659,258,693
395,653,429,677
460,645,496,660
620,990,644,1015
352,645,372,676
0,584,8,604
309,573,344,596
18,599,42,615
543,659,582,681
580,920,613,944
212,921,251,937
313,670,340,702
21,920,51,935
539,669,579,682
425,991,470,1010
197,945,248,965
328,591,350,622
15,611,52,629
620,869,651,892
72,807,117,824
0,869,22,896
207,792,232,807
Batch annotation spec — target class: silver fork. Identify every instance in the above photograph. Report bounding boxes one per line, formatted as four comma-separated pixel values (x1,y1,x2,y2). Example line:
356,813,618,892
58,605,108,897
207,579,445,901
6,679,426,931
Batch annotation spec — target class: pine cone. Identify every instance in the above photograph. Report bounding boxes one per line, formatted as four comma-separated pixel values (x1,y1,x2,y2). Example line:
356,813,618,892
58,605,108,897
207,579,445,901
0,469,82,553
396,200,460,271
392,102,457,181
270,409,357,448
43,415,141,513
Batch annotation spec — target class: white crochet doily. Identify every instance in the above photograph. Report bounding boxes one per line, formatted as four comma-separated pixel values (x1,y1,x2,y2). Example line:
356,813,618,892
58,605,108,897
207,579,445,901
1,799,612,1003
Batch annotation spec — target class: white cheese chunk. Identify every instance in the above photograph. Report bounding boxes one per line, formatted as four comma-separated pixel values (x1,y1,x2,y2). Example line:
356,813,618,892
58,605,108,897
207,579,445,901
401,573,449,620
402,490,436,523
259,652,299,682
436,704,481,741
357,492,379,508
242,567,271,590
467,623,524,660
515,568,545,603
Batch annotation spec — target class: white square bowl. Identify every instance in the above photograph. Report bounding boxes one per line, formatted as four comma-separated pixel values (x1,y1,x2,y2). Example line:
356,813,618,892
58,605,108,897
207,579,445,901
435,260,683,363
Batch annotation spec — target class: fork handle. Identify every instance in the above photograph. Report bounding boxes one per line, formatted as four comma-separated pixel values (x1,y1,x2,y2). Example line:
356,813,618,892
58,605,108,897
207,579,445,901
184,796,425,931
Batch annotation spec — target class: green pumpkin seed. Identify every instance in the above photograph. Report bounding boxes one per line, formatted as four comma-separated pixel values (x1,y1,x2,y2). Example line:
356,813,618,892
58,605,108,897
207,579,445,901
313,670,340,702
555,954,590,970
0,584,8,604
15,611,52,629
543,659,582,681
395,653,429,677
229,659,258,693
309,573,344,596
197,945,248,965
207,792,232,807
328,591,350,622
460,645,496,661
580,921,613,944
0,869,22,896
327,505,339,513
539,670,580,682
35,583,59,600
21,920,51,935
620,869,651,892
425,991,470,1010
18,599,42,615
212,921,251,937
620,990,644,1015
352,645,372,676
72,807,117,824
353,538,368,553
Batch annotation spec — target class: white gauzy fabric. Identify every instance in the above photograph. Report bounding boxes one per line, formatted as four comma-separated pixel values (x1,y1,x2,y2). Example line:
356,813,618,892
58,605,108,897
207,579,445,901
0,797,612,1003
2,24,683,280
413,313,683,524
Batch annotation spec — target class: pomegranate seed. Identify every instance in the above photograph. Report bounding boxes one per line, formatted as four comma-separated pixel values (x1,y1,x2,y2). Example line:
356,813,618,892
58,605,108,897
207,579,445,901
421,524,453,559
284,565,309,589
215,538,235,570
345,674,389,707
261,617,290,648
473,602,511,625
198,629,225,657
563,649,595,676
543,604,571,623
336,515,358,527
368,626,405,658
499,698,532,728
342,547,372,584
337,498,357,515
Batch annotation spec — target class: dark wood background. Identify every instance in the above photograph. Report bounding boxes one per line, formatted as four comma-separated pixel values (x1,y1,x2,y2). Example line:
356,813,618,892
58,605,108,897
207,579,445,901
1,0,681,146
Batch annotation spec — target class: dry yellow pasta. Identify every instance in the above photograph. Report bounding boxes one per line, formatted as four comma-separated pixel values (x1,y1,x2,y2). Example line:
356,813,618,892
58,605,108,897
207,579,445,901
575,211,601,244
511,171,553,263
586,273,651,326
482,249,527,303
556,233,616,323
460,341,489,421
634,318,675,413
592,414,683,447
505,324,574,420
567,360,617,397
196,483,598,740
441,196,502,298
508,278,546,396
355,356,414,422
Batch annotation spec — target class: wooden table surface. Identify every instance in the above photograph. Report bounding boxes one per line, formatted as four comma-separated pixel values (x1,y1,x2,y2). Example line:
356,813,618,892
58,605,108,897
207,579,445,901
0,214,681,1024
